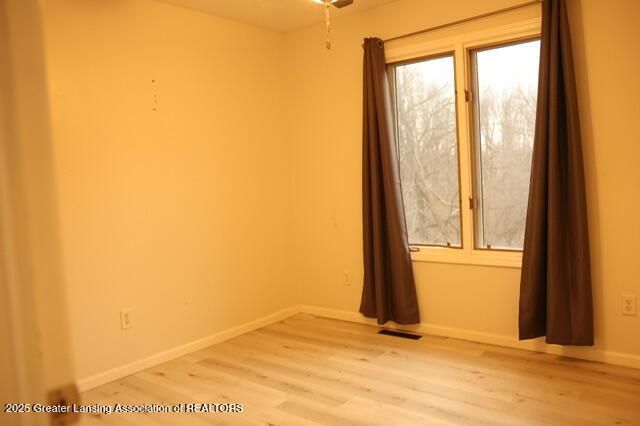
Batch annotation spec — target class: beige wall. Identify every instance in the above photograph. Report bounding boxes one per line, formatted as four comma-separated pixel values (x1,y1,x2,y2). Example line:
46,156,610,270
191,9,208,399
568,0,640,356
42,0,293,380
41,0,640,382
286,0,640,360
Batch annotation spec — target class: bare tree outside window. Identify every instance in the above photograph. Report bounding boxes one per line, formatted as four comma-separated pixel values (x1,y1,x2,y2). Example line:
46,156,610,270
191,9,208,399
472,40,540,250
392,40,539,251
394,55,461,247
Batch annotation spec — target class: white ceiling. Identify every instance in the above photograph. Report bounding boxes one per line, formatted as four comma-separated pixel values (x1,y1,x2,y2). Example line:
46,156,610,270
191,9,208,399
156,0,399,33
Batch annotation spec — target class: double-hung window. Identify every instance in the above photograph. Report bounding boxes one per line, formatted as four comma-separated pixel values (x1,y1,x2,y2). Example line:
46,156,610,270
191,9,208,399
469,39,540,251
392,54,461,248
388,19,541,267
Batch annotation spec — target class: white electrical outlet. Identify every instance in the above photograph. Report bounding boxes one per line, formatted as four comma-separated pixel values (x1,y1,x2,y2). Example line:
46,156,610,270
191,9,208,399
622,295,637,316
342,271,352,287
120,309,133,330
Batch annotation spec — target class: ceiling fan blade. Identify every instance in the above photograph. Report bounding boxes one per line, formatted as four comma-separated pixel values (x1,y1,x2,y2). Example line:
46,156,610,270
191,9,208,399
332,0,354,8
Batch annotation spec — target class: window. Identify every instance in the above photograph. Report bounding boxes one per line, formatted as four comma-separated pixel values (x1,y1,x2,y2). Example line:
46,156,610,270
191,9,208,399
388,20,541,265
393,54,461,247
470,40,540,250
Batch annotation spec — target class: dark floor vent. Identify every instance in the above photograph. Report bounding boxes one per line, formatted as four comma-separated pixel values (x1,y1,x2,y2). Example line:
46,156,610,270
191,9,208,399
378,329,422,340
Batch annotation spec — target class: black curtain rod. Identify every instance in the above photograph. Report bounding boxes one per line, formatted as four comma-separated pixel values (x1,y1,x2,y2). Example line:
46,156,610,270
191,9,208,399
381,0,542,44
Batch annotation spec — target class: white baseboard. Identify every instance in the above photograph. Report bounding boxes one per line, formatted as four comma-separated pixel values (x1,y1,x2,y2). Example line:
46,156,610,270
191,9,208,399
297,305,640,370
76,306,298,392
77,304,640,392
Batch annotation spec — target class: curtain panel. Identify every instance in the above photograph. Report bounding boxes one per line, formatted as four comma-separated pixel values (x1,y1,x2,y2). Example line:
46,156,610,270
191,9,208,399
360,37,420,325
519,0,594,345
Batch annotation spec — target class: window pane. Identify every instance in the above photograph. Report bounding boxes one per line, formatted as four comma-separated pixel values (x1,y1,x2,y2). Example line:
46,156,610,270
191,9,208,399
474,40,540,250
395,55,461,247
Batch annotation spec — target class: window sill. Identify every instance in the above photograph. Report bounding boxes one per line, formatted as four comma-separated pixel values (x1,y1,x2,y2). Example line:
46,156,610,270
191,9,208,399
410,247,522,269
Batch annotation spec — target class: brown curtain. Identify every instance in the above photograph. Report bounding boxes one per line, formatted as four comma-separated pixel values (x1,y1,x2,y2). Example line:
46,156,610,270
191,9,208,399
360,37,419,325
519,0,593,345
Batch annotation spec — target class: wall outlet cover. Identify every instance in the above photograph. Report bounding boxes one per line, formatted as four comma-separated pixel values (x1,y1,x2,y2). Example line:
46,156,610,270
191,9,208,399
342,271,352,286
120,309,133,329
622,295,637,316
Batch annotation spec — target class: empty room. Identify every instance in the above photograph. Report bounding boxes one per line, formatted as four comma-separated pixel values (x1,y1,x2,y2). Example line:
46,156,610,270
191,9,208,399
2,0,640,424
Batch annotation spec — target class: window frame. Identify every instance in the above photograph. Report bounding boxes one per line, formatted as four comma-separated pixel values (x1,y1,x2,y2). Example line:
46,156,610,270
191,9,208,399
467,36,542,253
388,51,464,250
385,17,541,268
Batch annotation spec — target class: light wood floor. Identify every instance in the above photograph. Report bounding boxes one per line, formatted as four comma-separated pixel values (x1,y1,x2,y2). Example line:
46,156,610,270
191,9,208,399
79,314,640,425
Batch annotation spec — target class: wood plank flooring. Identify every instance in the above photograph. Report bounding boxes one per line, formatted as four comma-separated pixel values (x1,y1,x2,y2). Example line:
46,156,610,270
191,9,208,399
79,314,640,425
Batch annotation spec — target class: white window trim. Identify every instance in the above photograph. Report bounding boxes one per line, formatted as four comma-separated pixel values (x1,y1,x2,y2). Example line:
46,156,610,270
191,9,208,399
386,18,541,269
